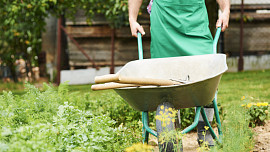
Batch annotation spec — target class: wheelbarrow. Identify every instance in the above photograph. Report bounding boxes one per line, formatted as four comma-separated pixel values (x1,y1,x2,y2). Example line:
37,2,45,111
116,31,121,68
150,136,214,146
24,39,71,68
92,27,227,150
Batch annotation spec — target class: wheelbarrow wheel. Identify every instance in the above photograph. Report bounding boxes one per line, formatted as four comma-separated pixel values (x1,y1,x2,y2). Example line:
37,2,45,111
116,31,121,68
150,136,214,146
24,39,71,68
156,102,182,152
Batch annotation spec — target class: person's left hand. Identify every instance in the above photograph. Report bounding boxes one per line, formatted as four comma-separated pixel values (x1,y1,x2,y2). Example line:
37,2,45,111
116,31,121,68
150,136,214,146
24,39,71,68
216,10,230,32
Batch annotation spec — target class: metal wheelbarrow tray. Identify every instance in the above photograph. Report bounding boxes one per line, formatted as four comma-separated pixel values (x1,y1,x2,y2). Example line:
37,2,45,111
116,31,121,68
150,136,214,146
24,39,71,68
114,54,228,112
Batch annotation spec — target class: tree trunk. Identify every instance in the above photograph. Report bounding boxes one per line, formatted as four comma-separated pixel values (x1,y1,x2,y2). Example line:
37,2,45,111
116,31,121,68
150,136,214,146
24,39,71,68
27,56,34,82
7,61,18,83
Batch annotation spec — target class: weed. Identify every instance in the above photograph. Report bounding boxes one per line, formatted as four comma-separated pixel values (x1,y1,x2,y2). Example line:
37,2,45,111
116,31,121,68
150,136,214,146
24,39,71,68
156,106,183,152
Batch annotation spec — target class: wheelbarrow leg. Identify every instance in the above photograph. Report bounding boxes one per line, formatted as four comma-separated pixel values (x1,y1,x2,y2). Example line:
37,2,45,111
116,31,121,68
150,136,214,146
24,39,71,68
213,95,223,140
197,107,215,146
142,111,158,144
200,96,223,144
142,112,149,144
181,107,201,134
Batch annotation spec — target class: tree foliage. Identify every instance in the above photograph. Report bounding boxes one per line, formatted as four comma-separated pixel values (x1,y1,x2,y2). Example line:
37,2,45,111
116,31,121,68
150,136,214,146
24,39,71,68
0,0,147,81
82,0,129,28
0,0,54,81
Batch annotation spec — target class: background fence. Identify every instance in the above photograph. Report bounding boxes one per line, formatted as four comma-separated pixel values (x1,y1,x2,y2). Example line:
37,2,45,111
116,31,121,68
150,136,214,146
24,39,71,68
224,0,270,56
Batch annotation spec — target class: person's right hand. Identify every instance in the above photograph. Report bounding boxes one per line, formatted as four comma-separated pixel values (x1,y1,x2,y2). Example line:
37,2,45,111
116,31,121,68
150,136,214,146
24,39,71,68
216,10,230,32
129,20,145,38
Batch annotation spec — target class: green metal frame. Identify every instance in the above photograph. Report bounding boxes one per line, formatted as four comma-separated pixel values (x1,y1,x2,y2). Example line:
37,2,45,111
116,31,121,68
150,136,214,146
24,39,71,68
138,27,223,144
141,102,223,144
181,107,201,134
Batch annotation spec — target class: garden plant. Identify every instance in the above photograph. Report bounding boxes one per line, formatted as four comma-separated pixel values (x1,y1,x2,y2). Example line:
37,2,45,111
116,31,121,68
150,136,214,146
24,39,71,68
0,70,269,151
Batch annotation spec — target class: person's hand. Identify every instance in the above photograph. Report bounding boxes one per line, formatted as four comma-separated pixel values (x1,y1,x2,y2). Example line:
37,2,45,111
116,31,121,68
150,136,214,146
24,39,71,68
129,20,145,37
216,10,230,32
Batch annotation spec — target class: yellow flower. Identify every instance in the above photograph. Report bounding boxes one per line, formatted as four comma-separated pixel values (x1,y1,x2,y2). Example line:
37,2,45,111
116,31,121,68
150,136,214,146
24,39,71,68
162,123,166,127
241,104,245,107
168,108,173,112
125,146,133,152
160,105,164,110
256,103,262,107
159,111,163,115
202,131,206,136
241,96,245,100
27,4,32,9
14,32,20,36
247,103,253,108
172,119,175,123
261,102,268,106
204,126,209,130
165,109,168,112
25,40,30,45
125,143,153,152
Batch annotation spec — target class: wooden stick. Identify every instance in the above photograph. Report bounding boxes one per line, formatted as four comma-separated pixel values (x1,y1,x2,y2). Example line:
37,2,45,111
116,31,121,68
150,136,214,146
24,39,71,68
94,74,120,83
91,83,140,91
118,76,176,86
94,74,179,86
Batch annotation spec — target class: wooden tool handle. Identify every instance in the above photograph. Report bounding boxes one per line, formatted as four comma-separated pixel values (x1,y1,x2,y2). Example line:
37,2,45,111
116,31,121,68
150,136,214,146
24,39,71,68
94,74,120,83
91,83,139,91
118,76,175,86
94,74,178,86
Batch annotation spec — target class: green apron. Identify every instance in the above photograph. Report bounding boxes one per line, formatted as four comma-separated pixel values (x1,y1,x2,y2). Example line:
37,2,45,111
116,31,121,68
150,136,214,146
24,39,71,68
150,0,213,58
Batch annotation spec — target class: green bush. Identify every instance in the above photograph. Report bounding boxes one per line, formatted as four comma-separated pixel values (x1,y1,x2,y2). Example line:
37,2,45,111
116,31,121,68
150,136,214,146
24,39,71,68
241,102,269,127
240,96,269,127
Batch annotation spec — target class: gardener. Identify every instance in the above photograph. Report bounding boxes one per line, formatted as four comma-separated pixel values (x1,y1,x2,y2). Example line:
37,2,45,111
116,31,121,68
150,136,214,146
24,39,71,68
128,0,230,148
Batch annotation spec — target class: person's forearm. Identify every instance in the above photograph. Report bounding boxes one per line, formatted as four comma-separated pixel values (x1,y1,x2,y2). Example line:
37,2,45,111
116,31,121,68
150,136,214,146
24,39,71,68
216,0,230,31
128,0,143,22
216,0,230,13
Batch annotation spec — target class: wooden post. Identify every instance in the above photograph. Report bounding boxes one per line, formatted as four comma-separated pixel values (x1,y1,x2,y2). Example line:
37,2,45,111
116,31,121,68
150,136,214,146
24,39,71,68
56,17,62,85
238,0,244,71
110,28,115,74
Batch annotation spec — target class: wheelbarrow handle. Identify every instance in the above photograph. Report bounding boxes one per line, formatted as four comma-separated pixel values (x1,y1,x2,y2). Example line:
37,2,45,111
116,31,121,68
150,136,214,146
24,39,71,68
213,26,222,54
137,32,143,60
138,28,221,56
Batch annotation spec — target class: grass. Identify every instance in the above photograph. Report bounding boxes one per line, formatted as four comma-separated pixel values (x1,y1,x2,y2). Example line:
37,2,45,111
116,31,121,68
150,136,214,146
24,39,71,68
218,70,270,106
68,84,112,99
212,70,270,151
0,81,25,95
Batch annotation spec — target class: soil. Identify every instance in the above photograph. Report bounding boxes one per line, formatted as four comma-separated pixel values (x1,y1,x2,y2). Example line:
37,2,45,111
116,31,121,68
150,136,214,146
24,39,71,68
253,120,270,152
150,121,270,152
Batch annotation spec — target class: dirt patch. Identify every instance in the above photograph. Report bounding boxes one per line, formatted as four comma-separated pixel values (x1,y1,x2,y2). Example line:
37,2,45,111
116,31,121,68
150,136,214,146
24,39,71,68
253,120,270,152
182,131,199,152
150,128,219,152
150,121,270,152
